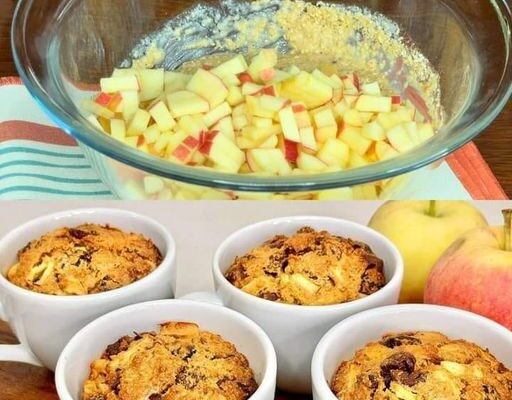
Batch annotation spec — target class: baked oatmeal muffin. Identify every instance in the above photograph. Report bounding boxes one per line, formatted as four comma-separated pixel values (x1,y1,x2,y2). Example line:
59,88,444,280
224,226,385,306
82,322,258,400
331,331,512,400
7,224,162,295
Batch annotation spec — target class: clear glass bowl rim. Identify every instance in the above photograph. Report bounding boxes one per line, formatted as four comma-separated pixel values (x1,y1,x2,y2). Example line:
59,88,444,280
11,0,512,192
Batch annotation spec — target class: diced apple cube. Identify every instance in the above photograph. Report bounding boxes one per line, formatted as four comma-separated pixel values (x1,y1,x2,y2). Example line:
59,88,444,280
212,54,248,77
314,108,337,128
417,123,435,142
279,106,301,143
227,86,244,106
387,125,416,152
294,109,312,129
213,117,235,142
252,117,273,128
361,121,386,141
260,135,278,149
297,152,327,172
167,91,210,117
242,126,275,143
343,109,364,127
279,71,333,109
82,100,115,119
127,109,151,136
202,132,245,172
317,138,350,168
271,69,292,83
248,49,278,81
260,95,288,111
178,115,206,136
110,119,126,141
353,184,378,200
153,131,173,153
299,127,317,151
376,112,402,130
246,148,292,175
242,82,264,95
246,96,275,118
142,124,160,144
143,176,165,194
120,90,140,121
149,101,176,131
203,102,232,127
138,69,164,101
186,69,228,108
233,115,249,130
312,69,342,89
316,188,353,200
100,76,139,93
361,82,381,95
315,125,338,143
333,100,349,121
340,126,372,155
348,153,370,169
164,71,191,93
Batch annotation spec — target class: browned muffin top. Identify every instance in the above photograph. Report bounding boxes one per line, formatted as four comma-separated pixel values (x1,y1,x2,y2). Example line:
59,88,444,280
7,224,162,295
331,331,512,400
224,226,386,306
82,322,258,400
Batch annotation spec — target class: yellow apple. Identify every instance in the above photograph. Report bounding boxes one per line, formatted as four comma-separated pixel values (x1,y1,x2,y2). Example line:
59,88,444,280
368,201,488,303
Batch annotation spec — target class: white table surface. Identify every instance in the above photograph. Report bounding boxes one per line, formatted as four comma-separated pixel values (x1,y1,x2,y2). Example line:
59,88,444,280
0,201,509,296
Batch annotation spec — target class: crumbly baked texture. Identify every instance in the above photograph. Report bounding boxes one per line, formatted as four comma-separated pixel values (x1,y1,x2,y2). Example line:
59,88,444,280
82,322,258,400
224,226,385,306
331,331,512,400
7,224,162,295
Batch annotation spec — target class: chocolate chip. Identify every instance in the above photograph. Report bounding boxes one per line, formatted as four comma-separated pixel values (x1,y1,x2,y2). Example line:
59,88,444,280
103,337,131,358
148,394,162,400
368,374,379,389
225,264,248,284
267,235,287,248
381,334,421,349
69,228,88,239
260,291,280,301
483,384,499,398
175,366,201,389
380,352,416,388
182,346,196,361
110,375,121,395
360,266,386,295
237,380,258,397
397,370,424,386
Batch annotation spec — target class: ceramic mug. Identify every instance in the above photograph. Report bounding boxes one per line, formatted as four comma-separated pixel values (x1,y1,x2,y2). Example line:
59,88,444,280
0,208,176,370
185,215,403,393
312,304,512,399
55,299,277,400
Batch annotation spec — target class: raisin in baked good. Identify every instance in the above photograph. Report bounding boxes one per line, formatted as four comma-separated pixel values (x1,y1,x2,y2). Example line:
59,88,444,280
224,226,385,306
82,322,258,400
7,224,161,295
331,331,512,400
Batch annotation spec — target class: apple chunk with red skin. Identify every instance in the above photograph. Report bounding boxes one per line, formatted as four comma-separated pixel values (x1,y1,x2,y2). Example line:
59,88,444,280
425,209,512,329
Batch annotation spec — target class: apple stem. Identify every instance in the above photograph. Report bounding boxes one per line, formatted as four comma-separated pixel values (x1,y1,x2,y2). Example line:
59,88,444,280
504,209,512,252
428,200,437,217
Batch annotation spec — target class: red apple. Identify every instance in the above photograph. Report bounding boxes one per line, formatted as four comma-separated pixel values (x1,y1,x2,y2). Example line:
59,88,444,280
425,209,512,329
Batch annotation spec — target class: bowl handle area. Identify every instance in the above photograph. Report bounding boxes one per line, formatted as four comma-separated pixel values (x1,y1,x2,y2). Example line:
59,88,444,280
179,291,224,307
0,301,42,366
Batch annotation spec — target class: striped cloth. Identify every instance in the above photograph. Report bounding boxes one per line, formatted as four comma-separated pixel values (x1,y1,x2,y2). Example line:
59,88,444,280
0,77,508,200
0,77,114,199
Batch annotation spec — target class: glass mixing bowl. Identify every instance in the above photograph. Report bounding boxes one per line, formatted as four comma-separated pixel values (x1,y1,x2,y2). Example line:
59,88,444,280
11,0,512,199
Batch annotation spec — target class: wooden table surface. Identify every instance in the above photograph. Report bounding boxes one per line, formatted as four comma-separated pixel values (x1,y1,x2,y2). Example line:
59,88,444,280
0,0,511,399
